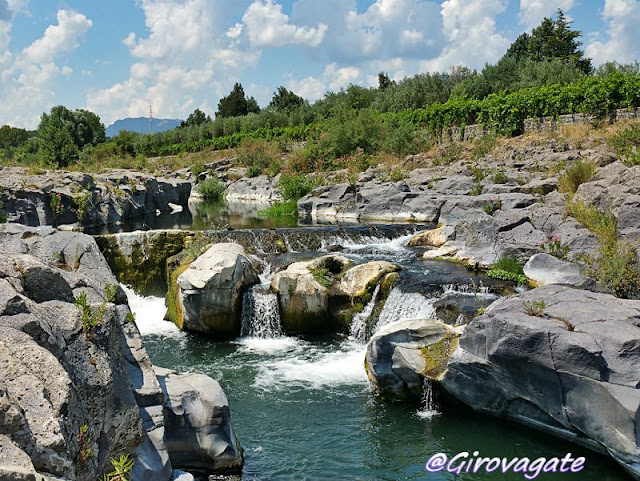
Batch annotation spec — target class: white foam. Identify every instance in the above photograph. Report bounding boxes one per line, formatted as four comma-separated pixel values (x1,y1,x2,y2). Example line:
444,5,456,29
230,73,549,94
121,284,185,338
253,341,368,390
237,336,302,354
415,409,440,420
340,231,418,254
375,287,436,330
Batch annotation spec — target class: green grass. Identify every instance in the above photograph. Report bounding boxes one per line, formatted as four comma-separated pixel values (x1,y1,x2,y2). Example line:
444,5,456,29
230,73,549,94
258,199,298,219
308,266,333,287
487,257,528,285
608,123,640,166
558,160,596,194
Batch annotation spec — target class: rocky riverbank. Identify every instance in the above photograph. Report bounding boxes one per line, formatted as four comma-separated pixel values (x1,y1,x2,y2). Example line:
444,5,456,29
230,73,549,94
0,223,242,480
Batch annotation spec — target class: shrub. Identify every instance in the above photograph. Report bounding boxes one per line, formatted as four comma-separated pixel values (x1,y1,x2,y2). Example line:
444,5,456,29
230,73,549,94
278,173,314,201
557,160,596,194
487,257,528,285
584,240,640,299
523,299,546,317
608,123,640,166
492,171,508,184
540,236,570,259
308,266,333,287
258,199,298,220
236,138,281,177
566,200,617,247
197,177,226,201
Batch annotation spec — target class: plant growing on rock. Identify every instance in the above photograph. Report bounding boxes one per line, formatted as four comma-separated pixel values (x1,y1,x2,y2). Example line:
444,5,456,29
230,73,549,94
102,454,134,481
483,197,502,215
0,200,6,223
608,123,640,166
308,266,333,287
487,257,528,285
77,424,94,463
49,192,64,224
540,235,570,259
523,299,546,317
72,187,92,222
197,177,226,201
557,159,596,195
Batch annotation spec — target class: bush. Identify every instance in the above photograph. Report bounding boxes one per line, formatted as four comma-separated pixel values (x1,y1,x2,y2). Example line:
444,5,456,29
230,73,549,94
558,160,596,194
197,177,226,201
278,173,314,201
236,138,281,177
258,199,298,219
487,257,528,285
608,123,640,166
584,240,640,298
566,200,617,247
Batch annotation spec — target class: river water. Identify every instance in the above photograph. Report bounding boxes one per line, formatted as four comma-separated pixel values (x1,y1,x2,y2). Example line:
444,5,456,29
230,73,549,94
121,229,631,481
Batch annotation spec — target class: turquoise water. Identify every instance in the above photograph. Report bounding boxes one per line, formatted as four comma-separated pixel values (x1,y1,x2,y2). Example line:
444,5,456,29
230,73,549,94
129,293,630,481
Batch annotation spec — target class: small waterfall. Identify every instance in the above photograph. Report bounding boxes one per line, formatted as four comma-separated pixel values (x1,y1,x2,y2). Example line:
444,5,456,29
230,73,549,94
416,376,439,419
443,283,493,297
375,287,436,331
349,284,381,342
241,286,282,338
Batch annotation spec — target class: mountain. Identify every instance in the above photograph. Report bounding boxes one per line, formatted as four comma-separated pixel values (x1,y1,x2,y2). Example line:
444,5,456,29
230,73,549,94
106,117,182,137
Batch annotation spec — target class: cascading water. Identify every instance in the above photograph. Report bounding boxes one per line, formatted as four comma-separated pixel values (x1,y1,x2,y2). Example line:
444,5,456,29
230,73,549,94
416,376,439,419
375,287,436,330
240,285,282,338
349,284,381,342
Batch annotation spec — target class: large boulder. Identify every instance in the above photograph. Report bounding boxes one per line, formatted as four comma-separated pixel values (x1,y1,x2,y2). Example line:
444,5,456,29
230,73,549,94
365,319,463,398
523,253,590,287
176,243,259,338
155,367,243,474
440,285,640,480
271,255,398,334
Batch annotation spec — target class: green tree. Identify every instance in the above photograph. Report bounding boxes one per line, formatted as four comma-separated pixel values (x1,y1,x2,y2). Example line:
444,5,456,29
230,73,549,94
0,125,29,148
180,108,211,127
37,106,106,166
268,86,305,113
378,72,394,90
216,83,257,118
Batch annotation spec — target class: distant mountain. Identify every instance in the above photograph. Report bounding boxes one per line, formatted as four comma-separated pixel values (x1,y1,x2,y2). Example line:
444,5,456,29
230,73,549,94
106,117,182,137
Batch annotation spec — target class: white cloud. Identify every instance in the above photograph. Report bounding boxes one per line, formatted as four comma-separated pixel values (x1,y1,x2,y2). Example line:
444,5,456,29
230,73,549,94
0,8,92,128
424,0,510,71
21,10,91,63
242,0,327,48
87,0,260,124
586,0,640,65
518,0,575,30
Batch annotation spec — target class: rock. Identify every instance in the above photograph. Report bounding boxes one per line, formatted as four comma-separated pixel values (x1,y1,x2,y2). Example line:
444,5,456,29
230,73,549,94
408,226,454,247
523,253,590,287
440,286,640,479
155,367,243,474
365,319,464,398
176,243,259,338
271,255,351,334
338,261,398,298
225,175,282,202
0,166,191,229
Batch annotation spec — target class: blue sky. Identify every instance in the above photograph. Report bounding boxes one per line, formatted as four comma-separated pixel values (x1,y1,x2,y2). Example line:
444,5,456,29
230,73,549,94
0,0,638,129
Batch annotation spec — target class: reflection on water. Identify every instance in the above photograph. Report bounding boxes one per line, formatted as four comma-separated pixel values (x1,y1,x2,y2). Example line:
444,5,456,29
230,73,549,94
85,199,298,234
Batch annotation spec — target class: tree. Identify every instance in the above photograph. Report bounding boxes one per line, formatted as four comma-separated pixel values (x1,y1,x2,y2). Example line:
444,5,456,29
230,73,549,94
180,108,211,127
268,86,305,112
378,72,394,90
216,83,260,118
37,105,106,166
0,125,29,148
504,9,592,75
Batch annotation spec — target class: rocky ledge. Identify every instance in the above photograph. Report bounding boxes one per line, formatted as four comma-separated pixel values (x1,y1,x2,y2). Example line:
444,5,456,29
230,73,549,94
0,223,242,480
0,166,191,229
365,285,640,479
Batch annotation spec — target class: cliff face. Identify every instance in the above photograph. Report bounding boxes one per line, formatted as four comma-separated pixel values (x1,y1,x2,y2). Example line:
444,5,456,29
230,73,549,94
0,223,143,479
0,223,243,480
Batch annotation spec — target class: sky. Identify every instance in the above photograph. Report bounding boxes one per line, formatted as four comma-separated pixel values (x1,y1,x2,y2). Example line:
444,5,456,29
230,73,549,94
0,0,638,130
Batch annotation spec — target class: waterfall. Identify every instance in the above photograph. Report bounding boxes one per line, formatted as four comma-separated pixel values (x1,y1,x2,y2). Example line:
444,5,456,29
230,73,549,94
443,283,493,297
416,376,439,419
375,287,436,331
241,285,282,338
349,284,381,342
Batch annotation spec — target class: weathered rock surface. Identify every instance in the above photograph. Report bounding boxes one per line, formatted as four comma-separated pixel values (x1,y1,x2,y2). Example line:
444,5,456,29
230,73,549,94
225,175,282,202
155,367,243,473
0,166,191,229
176,243,259,338
0,223,244,480
271,255,397,334
365,319,463,397
523,253,590,288
440,286,640,480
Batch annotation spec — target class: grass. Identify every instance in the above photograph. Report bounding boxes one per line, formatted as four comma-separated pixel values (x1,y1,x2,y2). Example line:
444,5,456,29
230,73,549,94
565,199,618,247
308,266,333,287
487,257,528,285
197,177,226,201
608,123,640,166
523,299,546,317
557,160,596,194
258,199,298,220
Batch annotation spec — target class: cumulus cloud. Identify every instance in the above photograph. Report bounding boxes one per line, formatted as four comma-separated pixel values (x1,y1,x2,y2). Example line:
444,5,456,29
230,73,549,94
518,0,575,30
586,0,640,66
87,0,260,124
0,8,92,128
242,0,327,48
